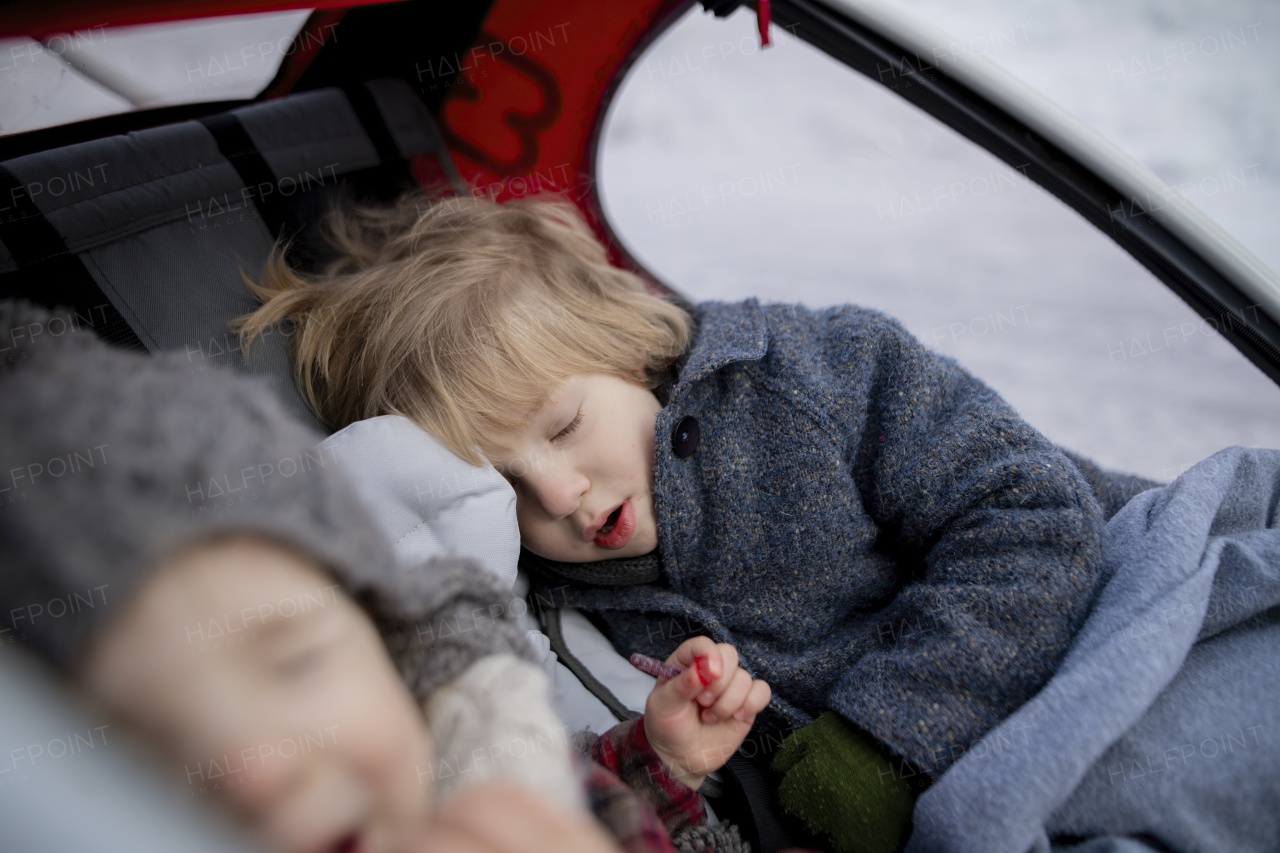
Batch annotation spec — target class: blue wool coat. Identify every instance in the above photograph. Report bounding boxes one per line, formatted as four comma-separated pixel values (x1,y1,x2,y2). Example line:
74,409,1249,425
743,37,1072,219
556,298,1112,777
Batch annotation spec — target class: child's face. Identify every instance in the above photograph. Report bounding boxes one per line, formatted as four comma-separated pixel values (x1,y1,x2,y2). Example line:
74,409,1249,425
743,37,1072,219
79,535,434,853
482,373,662,563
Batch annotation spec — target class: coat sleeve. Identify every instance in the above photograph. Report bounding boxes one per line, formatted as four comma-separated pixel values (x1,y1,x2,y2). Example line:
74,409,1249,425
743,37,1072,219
818,305,1107,778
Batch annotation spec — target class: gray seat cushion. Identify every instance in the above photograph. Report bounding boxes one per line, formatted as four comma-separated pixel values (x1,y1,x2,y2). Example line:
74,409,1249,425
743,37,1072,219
0,78,459,433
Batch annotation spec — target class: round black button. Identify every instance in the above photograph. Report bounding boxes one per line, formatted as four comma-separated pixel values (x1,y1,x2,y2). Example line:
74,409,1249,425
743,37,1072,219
672,415,700,458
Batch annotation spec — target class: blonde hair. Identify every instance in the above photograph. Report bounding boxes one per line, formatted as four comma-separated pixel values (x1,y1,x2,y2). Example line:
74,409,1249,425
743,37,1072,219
232,190,694,466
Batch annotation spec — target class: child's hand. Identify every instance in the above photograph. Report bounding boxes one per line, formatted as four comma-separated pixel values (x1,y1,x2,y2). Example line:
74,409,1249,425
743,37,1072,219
642,636,771,791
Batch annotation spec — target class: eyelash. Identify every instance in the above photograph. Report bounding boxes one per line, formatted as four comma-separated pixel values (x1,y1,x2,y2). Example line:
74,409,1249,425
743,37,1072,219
554,410,583,442
272,644,327,679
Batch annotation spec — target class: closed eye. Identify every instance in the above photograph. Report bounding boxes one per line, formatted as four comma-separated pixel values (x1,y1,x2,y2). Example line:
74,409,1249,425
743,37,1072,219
259,613,344,680
554,410,583,442
269,643,330,680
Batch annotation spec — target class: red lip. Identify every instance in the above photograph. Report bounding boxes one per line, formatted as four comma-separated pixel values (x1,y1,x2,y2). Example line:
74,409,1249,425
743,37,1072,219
333,831,362,853
584,504,613,541
592,499,636,550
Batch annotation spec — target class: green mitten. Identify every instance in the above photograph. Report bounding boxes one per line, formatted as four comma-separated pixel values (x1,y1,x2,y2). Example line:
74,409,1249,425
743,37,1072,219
771,712,921,853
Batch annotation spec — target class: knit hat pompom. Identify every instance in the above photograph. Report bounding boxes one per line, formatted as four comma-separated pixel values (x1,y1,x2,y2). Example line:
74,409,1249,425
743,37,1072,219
0,298,530,696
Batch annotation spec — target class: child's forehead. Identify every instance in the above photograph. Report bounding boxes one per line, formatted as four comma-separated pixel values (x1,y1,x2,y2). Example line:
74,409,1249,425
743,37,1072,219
476,401,549,460
525,390,554,419
84,539,350,697
494,383,561,428
149,536,343,617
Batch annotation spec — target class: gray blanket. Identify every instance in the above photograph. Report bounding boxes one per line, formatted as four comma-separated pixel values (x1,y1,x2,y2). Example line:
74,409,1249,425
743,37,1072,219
906,445,1280,853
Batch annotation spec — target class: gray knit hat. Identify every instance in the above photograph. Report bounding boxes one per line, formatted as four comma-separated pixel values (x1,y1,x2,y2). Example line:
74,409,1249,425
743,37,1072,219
0,298,532,700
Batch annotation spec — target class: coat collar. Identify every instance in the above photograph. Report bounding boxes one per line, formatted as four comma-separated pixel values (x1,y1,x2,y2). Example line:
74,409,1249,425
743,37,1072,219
669,298,768,400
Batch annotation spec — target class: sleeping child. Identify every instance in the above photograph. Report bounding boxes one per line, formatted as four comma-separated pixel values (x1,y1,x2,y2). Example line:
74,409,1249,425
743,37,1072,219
234,191,1158,853
0,298,783,853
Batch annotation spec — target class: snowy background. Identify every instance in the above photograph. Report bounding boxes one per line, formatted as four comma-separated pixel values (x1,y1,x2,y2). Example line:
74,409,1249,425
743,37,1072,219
598,0,1280,481
2,0,1278,481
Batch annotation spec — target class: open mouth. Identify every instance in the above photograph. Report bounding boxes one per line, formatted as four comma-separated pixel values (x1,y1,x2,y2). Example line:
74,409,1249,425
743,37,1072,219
598,504,623,536
333,832,361,853
593,500,636,550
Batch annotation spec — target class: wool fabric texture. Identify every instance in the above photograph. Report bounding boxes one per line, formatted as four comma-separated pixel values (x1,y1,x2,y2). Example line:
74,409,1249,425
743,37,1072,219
423,653,586,813
0,298,533,697
771,711,917,853
535,298,1135,777
671,823,750,853
522,548,663,586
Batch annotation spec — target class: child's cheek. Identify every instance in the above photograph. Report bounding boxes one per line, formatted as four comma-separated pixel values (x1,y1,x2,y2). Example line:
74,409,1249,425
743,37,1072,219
418,731,437,803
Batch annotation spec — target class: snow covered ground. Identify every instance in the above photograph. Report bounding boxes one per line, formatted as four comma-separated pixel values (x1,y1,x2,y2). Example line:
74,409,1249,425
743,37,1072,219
1,1,1277,482
597,0,1280,481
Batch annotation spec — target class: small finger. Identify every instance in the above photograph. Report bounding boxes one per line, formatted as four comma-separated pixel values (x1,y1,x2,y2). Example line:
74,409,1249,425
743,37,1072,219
649,645,717,716
710,669,754,722
670,636,719,685
713,643,739,685
741,679,772,718
695,643,740,705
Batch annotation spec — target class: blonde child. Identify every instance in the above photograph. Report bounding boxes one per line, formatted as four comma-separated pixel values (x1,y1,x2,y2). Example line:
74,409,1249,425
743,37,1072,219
0,299,780,853
236,191,1155,853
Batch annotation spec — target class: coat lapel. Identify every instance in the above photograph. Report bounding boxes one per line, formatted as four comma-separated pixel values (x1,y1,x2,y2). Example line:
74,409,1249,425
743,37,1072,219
666,298,769,401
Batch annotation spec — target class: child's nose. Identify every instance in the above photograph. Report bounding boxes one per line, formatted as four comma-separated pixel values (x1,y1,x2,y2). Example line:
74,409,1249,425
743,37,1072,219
211,729,308,822
526,470,588,519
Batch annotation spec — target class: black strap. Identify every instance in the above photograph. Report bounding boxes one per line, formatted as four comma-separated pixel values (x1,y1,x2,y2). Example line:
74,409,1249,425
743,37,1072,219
343,83,412,179
719,753,800,853
198,113,289,238
0,164,146,351
344,81,465,194
542,607,641,723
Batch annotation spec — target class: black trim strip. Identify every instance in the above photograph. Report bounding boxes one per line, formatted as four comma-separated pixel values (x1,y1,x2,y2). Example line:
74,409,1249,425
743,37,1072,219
198,113,288,238
0,164,146,351
774,0,1280,387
